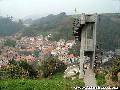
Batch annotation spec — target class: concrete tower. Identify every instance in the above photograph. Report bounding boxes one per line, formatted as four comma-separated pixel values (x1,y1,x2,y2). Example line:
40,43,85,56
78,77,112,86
73,13,98,79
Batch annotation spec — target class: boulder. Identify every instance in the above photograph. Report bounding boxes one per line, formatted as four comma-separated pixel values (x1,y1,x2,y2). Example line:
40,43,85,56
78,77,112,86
63,65,79,79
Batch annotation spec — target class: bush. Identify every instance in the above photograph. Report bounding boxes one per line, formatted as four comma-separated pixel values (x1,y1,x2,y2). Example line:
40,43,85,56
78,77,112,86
0,60,38,79
111,57,120,81
95,72,106,86
41,56,67,78
4,39,16,47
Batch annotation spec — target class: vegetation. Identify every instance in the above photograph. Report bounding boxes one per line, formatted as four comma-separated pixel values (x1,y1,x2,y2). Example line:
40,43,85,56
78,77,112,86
41,56,67,78
95,71,106,86
0,73,85,90
22,13,120,50
4,39,16,47
95,57,120,86
0,16,24,36
0,56,67,79
97,14,120,50
0,13,120,50
33,50,40,57
22,12,74,41
0,57,84,90
111,57,120,81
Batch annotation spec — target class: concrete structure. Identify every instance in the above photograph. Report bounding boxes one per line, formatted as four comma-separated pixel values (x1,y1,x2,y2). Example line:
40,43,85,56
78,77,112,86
73,13,98,79
115,49,120,56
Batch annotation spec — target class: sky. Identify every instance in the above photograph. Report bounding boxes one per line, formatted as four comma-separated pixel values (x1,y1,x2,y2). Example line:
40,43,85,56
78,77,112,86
0,0,119,19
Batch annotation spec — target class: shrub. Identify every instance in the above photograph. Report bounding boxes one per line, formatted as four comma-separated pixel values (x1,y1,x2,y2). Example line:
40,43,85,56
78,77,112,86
4,39,16,47
41,56,67,77
95,72,106,86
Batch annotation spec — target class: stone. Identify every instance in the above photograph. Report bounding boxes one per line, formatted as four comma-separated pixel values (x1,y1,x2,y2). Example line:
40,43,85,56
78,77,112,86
63,65,79,79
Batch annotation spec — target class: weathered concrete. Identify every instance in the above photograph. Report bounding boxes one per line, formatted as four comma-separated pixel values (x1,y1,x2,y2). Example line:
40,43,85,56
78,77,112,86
78,14,98,79
84,68,97,88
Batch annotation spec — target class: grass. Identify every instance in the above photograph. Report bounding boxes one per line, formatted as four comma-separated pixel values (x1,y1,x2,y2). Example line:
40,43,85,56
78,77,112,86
0,73,85,90
95,72,106,86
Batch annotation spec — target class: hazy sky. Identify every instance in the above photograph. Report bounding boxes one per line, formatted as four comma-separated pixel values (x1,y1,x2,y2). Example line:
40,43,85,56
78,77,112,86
0,0,119,19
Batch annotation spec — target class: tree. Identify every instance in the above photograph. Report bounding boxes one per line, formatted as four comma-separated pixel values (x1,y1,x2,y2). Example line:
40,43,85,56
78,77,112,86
18,60,38,78
4,39,16,47
0,16,24,36
41,56,66,77
33,50,40,57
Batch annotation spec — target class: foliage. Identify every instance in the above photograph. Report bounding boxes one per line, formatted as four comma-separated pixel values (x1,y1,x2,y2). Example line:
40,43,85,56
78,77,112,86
4,39,16,47
0,13,120,50
95,72,106,86
33,50,40,57
0,60,38,79
111,57,120,81
0,57,66,79
97,14,120,50
18,60,38,79
41,56,67,78
22,12,74,41
23,13,120,50
0,73,85,90
0,16,24,36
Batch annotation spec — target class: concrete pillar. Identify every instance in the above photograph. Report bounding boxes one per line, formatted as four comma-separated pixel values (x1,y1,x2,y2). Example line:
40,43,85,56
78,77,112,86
78,14,97,78
79,28,86,79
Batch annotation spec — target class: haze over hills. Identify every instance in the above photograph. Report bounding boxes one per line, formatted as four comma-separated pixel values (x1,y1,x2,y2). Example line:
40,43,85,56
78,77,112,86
0,12,120,50
22,12,74,41
97,13,120,50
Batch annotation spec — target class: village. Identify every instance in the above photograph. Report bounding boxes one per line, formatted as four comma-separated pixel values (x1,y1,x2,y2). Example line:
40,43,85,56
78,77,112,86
0,34,120,70
0,35,81,68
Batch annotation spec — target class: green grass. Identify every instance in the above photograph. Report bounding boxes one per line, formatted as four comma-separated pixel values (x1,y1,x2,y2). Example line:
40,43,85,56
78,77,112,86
95,72,106,86
0,73,85,90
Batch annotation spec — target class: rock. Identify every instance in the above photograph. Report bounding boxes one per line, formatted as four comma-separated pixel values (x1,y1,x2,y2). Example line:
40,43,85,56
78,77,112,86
63,65,79,79
71,76,76,80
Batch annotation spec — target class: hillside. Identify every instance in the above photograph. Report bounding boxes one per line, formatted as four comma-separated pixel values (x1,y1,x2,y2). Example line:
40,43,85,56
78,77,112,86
97,13,120,50
0,13,120,50
0,16,24,36
22,12,74,41
22,13,120,50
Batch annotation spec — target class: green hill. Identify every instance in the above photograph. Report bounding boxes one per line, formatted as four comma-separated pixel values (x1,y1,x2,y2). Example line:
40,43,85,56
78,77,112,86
0,16,24,36
97,13,120,50
22,12,74,41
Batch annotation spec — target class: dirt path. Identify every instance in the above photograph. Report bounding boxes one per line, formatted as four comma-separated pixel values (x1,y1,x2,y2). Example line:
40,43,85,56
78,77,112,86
84,68,97,89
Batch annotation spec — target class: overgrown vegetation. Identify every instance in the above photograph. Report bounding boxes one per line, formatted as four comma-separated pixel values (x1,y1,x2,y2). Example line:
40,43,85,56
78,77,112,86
0,56,67,79
4,39,16,47
95,71,106,86
0,56,85,90
111,57,120,82
41,56,67,78
0,73,85,90
0,16,24,36
95,57,120,87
